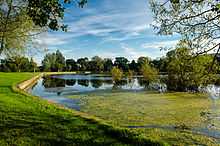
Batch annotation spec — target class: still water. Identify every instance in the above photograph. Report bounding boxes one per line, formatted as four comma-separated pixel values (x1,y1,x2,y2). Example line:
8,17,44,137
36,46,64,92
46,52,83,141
28,74,165,110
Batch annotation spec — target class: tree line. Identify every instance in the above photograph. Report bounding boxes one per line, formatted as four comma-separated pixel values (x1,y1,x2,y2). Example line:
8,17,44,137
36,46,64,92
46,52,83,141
0,50,159,73
1,40,220,92
40,44,220,92
40,50,159,73
0,56,37,72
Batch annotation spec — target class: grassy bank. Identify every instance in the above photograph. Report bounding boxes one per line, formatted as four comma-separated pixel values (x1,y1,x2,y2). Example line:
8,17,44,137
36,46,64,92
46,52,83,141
0,73,166,146
69,92,220,145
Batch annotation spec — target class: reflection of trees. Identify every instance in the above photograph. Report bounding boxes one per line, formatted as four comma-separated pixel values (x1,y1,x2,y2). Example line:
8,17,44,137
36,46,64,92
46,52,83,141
128,78,133,84
137,78,149,88
112,84,121,90
112,80,127,90
42,76,65,88
117,80,127,86
91,79,103,88
128,78,135,89
66,79,76,86
78,79,89,87
103,79,113,85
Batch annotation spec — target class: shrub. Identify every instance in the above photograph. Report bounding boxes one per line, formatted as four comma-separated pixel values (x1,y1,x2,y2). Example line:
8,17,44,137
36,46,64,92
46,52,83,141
141,64,158,85
111,66,123,84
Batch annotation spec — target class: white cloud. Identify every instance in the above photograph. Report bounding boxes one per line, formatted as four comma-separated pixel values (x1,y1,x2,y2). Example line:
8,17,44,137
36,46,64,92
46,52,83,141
141,40,178,49
33,32,70,48
121,44,140,60
65,1,151,39
36,2,152,47
120,43,165,60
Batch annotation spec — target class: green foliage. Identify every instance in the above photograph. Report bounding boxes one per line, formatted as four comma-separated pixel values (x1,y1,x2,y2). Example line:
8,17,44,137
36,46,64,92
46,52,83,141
103,58,113,72
0,0,87,56
27,0,87,30
150,58,168,73
77,57,89,71
149,0,220,54
0,2,37,55
166,43,219,91
141,64,158,85
137,57,150,72
42,50,65,72
111,66,123,84
127,70,134,80
65,59,77,71
129,60,138,72
90,56,104,72
29,58,38,72
114,57,129,71
55,50,65,72
0,56,38,72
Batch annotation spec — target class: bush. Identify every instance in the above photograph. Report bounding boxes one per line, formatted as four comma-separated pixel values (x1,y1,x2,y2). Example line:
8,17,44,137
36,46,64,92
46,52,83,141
141,64,158,85
111,67,123,84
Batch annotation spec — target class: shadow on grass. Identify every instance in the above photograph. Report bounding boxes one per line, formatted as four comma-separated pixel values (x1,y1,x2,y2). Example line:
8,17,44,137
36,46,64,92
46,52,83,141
0,108,167,146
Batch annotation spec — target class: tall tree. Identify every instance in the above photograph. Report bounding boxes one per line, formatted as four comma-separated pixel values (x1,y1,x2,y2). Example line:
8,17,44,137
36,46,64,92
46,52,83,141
150,58,168,73
27,0,87,31
42,50,65,72
141,64,158,86
77,57,89,71
0,0,37,55
90,56,104,72
55,50,65,72
166,42,219,91
103,58,113,72
129,60,137,72
111,66,123,84
137,57,150,72
0,55,37,72
114,57,129,72
29,57,37,72
150,0,220,59
42,52,56,71
66,59,77,71
0,0,87,55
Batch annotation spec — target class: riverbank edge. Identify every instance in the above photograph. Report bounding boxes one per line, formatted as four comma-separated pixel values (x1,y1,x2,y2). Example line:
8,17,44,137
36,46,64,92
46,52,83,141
14,72,169,146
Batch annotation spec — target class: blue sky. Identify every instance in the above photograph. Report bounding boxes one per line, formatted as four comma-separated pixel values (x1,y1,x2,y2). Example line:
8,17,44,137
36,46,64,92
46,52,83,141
34,0,180,64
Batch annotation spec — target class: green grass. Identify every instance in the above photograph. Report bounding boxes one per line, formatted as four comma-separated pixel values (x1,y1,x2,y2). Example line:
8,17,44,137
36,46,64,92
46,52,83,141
0,73,166,146
69,92,220,145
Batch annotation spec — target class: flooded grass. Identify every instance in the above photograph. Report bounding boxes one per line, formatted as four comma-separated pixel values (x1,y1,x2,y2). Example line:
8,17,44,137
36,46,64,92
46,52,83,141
69,92,220,145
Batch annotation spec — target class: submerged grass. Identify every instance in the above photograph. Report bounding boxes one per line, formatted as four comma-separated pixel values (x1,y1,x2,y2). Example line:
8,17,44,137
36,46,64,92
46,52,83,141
0,73,166,146
69,91,220,145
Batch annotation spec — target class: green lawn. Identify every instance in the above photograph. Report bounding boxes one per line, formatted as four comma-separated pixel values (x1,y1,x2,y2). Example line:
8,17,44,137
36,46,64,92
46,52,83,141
0,73,166,146
69,92,220,145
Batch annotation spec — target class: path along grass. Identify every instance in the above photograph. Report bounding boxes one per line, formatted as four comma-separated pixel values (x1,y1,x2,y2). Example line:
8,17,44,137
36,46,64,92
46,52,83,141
0,73,166,146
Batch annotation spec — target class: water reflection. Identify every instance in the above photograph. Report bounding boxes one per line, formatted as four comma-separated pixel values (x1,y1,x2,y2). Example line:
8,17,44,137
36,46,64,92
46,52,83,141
66,79,76,86
42,76,66,88
78,79,89,87
34,74,169,97
91,79,103,88
137,78,150,88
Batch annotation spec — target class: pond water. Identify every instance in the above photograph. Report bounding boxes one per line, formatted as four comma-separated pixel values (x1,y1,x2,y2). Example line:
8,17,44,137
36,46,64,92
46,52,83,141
28,74,220,142
28,74,165,110
28,74,220,110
